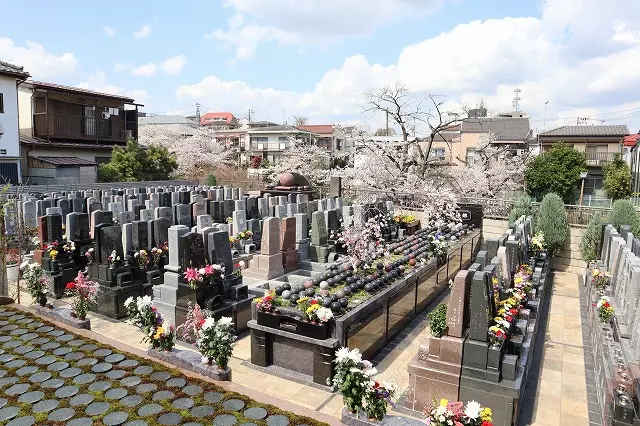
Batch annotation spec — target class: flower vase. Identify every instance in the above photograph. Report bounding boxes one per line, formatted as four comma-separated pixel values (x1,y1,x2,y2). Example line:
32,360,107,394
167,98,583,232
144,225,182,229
78,315,86,321
70,311,77,318
38,297,47,307
51,261,59,273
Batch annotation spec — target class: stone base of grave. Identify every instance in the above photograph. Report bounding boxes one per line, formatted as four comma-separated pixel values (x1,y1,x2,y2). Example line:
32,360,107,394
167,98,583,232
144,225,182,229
307,244,331,263
175,297,253,334
296,240,309,261
153,270,180,327
146,347,231,381
341,407,423,426
46,268,79,299
36,306,91,330
405,335,464,412
282,249,299,273
243,253,285,280
95,282,145,319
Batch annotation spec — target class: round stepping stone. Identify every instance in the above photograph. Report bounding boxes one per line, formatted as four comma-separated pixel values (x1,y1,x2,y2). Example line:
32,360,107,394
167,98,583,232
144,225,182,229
150,371,171,381
85,402,110,416
16,318,32,324
0,336,10,343
36,325,53,333
166,377,186,388
4,360,26,369
93,348,112,357
48,407,75,422
125,421,148,426
14,346,34,355
0,353,15,362
30,337,49,346
20,333,38,341
67,417,94,426
136,383,158,394
41,378,65,389
266,415,290,426
3,341,21,349
65,352,84,361
244,407,268,420
18,390,44,404
10,329,27,336
6,416,35,426
240,423,259,426
103,411,129,426
222,399,245,411
79,344,98,352
16,366,37,377
105,353,125,363
88,381,112,392
118,359,139,369
204,391,223,403
6,383,30,396
0,377,18,387
172,397,194,409
158,413,182,425
52,342,73,356
91,362,112,373
77,357,98,367
105,369,126,379
48,361,69,371
183,423,204,426
137,403,162,417
55,385,79,398
48,330,64,337
0,406,19,422
56,335,74,342
133,365,153,375
73,373,96,385
28,371,51,383
152,390,174,401
8,314,25,320
69,394,94,407
60,367,82,378
213,414,237,426
0,369,6,377
24,350,45,359
121,376,142,387
68,339,86,347
105,387,128,400
120,394,143,407
33,399,59,413
28,322,44,328
191,405,215,418
183,384,203,396
35,355,57,365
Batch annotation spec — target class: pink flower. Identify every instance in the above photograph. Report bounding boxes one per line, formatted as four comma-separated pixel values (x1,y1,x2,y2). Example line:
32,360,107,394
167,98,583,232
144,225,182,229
204,264,214,275
184,268,201,282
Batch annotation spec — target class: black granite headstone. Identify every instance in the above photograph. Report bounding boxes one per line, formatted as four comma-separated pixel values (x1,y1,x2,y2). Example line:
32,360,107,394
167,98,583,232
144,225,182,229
209,201,221,222
326,209,339,232
247,197,258,220
99,226,123,264
212,230,233,273
152,217,172,247
468,270,491,342
174,204,191,227
223,200,234,220
57,199,70,217
180,232,206,269
93,210,114,228
178,191,190,205
69,213,90,241
132,221,149,251
45,214,63,243
160,193,172,208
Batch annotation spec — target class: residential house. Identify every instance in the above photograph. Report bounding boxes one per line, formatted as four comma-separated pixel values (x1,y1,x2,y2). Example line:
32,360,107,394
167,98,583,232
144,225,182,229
200,112,238,130
246,124,318,165
624,133,640,193
139,114,199,136
538,125,628,196
297,124,352,154
0,61,30,183
18,80,142,185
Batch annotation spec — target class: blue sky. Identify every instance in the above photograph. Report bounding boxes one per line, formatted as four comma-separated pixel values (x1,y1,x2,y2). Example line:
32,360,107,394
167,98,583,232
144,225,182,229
2,0,640,133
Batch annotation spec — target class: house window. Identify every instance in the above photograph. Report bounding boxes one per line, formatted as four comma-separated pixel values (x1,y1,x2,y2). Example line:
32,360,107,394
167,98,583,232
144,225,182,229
0,93,3,113
278,136,287,142
466,148,478,165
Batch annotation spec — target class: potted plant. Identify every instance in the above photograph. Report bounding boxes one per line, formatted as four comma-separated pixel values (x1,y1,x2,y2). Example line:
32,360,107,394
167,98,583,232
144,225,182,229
197,317,236,370
152,319,176,352
329,347,377,415
364,380,397,420
125,296,164,349
23,264,50,307
427,303,448,356
64,271,98,320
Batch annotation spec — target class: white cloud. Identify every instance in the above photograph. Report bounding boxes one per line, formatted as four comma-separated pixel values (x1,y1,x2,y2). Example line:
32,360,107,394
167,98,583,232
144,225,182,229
103,26,116,38
131,63,157,77
179,0,640,133
113,62,132,73
77,71,149,104
134,24,152,39
0,37,79,80
160,55,186,75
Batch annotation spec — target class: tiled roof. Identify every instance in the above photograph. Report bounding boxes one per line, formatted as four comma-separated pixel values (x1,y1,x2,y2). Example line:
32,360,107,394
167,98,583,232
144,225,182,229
139,115,198,126
461,117,531,141
248,125,316,134
36,156,97,166
297,125,334,134
26,80,136,103
201,112,236,126
539,125,629,137
623,134,639,147
20,135,118,150
0,60,30,79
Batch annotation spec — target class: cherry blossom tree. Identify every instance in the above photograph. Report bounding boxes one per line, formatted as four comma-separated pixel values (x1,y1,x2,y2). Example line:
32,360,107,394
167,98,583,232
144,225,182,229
139,125,234,179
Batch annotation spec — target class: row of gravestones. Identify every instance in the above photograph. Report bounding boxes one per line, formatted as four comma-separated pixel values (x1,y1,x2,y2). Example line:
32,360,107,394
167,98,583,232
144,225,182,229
589,223,640,425
407,215,549,426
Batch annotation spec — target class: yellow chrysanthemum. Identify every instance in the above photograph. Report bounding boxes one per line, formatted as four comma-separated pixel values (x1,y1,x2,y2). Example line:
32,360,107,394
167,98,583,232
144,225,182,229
153,327,164,339
439,399,448,407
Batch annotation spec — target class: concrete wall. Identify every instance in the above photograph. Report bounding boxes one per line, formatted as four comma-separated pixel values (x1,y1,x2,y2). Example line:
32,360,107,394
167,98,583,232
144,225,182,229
0,75,21,159
28,165,97,186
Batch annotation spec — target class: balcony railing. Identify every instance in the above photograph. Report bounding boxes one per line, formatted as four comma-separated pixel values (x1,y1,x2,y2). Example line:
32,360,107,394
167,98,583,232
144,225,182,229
33,112,138,142
585,152,618,166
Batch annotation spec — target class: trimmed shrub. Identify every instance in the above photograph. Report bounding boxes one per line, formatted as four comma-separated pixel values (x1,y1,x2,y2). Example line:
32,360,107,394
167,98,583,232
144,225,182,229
536,193,568,257
427,303,448,338
508,193,534,225
204,174,217,186
580,214,606,263
607,200,640,235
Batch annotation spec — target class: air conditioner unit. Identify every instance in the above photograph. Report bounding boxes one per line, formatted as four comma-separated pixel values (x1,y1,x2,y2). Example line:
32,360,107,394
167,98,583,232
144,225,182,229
121,130,133,139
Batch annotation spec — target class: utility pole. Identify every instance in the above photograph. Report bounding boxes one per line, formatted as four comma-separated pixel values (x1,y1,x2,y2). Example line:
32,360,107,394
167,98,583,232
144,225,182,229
247,109,254,124
195,103,201,124
543,101,549,131
385,111,389,136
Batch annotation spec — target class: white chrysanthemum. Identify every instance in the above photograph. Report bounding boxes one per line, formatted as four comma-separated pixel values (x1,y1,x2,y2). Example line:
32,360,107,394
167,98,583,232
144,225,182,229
464,400,482,419
217,317,233,327
124,297,134,308
137,295,152,310
201,317,216,331
335,347,350,363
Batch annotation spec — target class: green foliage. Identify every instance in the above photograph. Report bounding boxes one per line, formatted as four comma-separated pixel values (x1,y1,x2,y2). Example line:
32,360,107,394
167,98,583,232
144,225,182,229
607,200,640,235
602,153,632,200
508,193,533,225
524,143,586,203
536,193,568,257
97,139,178,182
427,303,448,338
580,214,605,263
204,174,217,186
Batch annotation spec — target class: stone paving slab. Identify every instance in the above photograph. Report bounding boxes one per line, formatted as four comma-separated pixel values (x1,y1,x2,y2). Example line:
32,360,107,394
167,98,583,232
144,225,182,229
0,305,327,426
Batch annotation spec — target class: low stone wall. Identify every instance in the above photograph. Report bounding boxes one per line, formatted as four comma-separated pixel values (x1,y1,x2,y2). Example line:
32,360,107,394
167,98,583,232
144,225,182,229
482,218,510,240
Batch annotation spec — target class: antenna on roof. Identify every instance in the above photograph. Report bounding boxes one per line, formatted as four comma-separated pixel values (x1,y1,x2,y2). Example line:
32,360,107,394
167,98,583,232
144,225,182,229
512,88,521,112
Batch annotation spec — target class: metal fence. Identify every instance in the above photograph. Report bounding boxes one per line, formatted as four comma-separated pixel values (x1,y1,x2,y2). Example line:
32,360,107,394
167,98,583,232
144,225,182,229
2,180,198,196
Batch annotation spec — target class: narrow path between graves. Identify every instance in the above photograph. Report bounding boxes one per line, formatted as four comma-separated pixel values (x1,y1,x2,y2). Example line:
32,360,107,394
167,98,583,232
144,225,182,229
518,272,594,426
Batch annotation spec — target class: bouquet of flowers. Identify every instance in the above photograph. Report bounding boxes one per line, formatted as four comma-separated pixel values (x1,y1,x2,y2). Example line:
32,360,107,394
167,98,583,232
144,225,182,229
183,264,225,290
132,249,149,269
393,214,416,224
45,241,59,261
65,271,98,320
62,241,76,259
595,296,614,323
531,232,546,255
22,264,50,305
107,250,122,268
124,296,164,348
176,302,210,344
196,317,236,369
234,261,245,278
254,290,278,313
488,324,507,347
234,230,253,241
84,247,95,265
152,319,175,351
591,268,610,294
365,380,397,420
150,242,168,268
329,348,377,414
315,307,334,323
424,399,493,426
513,264,533,292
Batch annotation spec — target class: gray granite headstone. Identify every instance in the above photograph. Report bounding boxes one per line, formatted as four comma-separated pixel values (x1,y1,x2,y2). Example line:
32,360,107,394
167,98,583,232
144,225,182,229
468,270,491,341
311,211,328,246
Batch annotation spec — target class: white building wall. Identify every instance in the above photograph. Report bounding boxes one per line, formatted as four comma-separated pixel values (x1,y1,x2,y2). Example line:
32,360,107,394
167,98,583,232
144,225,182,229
17,85,33,135
0,76,20,158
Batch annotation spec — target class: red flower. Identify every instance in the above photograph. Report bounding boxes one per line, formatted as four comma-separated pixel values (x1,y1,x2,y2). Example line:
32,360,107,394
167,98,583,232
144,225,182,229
482,422,493,426
373,381,380,388
509,308,518,315
65,282,75,290
505,314,513,322
496,330,504,338
604,302,611,308
264,296,272,302
311,300,318,305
